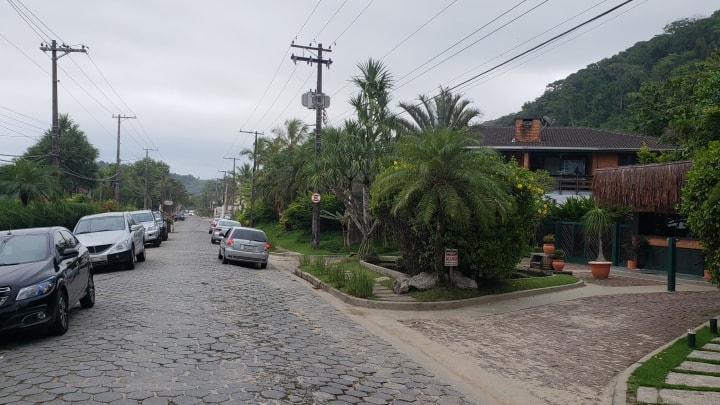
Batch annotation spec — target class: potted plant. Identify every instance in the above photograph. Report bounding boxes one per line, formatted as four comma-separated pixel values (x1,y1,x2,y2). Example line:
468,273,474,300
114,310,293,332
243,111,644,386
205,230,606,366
582,204,613,279
552,249,565,272
624,236,647,270
542,233,555,255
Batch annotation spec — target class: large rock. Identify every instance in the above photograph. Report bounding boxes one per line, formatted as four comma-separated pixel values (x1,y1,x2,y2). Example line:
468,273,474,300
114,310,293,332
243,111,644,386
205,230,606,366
450,269,478,290
392,278,410,294
408,272,437,291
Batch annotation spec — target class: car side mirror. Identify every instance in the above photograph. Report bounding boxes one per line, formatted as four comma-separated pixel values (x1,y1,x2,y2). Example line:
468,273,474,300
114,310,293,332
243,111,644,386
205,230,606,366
62,247,80,259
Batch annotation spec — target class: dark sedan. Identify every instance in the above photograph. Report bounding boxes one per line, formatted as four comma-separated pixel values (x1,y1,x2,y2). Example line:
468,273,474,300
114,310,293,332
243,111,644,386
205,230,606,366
0,227,95,336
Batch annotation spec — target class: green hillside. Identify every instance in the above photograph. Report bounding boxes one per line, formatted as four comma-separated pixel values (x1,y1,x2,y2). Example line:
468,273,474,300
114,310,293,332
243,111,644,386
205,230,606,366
488,10,720,131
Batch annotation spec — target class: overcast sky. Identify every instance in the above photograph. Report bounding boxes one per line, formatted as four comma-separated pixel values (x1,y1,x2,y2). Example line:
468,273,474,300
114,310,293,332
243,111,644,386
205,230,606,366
1,1,717,181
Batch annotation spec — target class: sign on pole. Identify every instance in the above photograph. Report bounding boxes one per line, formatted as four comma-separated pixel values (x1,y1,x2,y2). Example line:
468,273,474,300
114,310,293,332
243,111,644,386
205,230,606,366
444,248,458,267
311,193,321,203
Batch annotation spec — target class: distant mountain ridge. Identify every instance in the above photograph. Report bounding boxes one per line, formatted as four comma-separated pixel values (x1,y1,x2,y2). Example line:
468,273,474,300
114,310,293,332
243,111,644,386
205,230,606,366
487,10,720,130
171,173,206,195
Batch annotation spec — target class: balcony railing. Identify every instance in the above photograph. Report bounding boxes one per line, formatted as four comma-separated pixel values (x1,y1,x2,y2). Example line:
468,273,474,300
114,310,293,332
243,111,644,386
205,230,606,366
554,175,592,194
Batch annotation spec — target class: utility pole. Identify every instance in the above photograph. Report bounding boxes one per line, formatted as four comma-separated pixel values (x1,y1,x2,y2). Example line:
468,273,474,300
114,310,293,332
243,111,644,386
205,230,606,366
218,170,228,218
143,148,158,209
40,40,87,167
291,42,332,249
112,114,136,205
239,130,262,227
223,156,237,218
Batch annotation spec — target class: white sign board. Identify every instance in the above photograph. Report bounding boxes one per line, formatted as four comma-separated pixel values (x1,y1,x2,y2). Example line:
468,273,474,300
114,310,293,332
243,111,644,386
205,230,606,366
444,248,458,267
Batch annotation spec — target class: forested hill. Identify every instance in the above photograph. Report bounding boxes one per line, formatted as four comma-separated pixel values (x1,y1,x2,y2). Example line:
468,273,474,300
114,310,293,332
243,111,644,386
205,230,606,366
487,9,720,130
171,173,205,195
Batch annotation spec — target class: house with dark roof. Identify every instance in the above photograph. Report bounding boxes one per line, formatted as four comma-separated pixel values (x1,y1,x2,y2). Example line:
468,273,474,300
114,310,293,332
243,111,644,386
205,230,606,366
474,117,675,195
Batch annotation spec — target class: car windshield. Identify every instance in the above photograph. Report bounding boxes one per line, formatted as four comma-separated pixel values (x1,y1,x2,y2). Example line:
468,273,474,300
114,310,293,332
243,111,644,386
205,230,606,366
131,212,154,223
218,220,240,227
75,216,126,234
0,234,49,265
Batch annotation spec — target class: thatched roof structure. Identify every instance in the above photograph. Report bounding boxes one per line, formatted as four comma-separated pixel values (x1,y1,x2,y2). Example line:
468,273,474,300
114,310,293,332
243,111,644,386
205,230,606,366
592,161,692,214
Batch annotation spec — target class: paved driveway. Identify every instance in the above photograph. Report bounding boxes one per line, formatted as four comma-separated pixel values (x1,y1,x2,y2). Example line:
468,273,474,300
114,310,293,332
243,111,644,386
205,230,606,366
0,217,475,404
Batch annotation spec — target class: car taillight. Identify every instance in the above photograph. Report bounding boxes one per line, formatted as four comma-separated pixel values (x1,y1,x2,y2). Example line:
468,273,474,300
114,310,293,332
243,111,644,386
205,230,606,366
227,237,234,246
214,227,222,231
265,242,270,250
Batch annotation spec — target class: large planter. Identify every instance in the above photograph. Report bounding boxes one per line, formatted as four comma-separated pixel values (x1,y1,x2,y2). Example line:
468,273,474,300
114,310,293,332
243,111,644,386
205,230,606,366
552,259,565,272
543,244,554,255
589,261,611,279
627,259,637,270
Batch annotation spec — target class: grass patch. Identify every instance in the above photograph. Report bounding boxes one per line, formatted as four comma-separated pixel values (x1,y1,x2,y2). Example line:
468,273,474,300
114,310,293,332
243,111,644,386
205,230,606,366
626,326,720,404
409,274,578,301
299,257,382,299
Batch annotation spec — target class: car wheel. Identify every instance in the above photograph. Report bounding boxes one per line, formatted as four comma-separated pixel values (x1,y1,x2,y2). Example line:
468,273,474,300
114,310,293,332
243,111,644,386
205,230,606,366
154,239,161,247
260,262,267,269
218,249,223,260
126,247,136,270
48,290,69,336
80,273,95,309
137,246,146,262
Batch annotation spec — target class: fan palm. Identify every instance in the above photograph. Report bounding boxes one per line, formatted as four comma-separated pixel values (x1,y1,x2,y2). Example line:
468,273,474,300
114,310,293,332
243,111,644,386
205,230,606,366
0,159,59,206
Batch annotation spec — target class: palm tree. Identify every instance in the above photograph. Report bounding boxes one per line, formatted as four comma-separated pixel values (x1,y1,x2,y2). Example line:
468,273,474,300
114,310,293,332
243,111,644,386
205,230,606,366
372,128,511,284
0,159,59,206
398,87,482,134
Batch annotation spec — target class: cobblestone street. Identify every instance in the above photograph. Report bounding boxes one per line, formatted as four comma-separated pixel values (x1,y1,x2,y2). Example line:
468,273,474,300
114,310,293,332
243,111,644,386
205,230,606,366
0,217,475,404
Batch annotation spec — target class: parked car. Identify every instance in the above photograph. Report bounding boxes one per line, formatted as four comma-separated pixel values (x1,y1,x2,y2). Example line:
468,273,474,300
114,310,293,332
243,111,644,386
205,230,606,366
73,212,146,270
152,210,168,241
0,226,95,336
129,210,162,247
210,219,241,244
209,217,221,234
174,210,186,221
217,226,270,269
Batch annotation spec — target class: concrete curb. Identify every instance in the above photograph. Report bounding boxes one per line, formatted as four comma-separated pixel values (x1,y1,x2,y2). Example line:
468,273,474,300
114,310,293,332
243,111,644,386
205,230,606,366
292,267,586,311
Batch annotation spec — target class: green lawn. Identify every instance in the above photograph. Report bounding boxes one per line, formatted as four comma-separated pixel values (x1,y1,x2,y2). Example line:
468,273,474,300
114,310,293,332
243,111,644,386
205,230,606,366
626,326,720,404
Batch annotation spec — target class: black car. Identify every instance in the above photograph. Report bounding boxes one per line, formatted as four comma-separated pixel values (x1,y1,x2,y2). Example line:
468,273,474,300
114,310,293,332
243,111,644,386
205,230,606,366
0,227,95,336
174,210,186,221
152,210,168,241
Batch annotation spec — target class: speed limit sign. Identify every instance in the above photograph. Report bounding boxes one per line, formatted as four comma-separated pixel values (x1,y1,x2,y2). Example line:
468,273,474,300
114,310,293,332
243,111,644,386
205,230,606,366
311,193,321,203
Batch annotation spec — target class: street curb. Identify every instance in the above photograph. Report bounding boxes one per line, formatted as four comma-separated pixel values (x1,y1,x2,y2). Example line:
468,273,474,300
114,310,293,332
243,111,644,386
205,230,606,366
292,267,586,311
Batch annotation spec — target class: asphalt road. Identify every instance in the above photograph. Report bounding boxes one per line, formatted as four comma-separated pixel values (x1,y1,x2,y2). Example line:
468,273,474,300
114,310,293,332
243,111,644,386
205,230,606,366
0,216,476,404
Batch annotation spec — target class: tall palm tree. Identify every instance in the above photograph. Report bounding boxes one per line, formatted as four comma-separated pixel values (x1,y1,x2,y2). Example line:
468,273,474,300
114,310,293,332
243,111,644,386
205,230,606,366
397,87,482,134
0,158,59,206
372,128,511,284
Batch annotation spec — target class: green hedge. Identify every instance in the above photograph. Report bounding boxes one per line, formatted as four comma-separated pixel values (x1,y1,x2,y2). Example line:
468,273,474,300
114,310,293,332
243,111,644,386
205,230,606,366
0,199,100,231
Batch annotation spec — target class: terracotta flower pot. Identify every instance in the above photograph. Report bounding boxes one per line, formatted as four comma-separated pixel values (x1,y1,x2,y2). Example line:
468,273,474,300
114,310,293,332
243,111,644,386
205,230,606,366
589,261,611,279
704,269,712,281
552,260,565,272
543,244,554,255
627,259,637,270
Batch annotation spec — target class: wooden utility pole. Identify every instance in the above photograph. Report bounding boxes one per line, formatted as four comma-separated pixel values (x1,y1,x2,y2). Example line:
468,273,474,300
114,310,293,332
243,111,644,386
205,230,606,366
223,156,237,218
218,170,228,218
112,114,136,204
238,130,262,227
40,40,87,167
143,148,158,209
290,42,332,249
